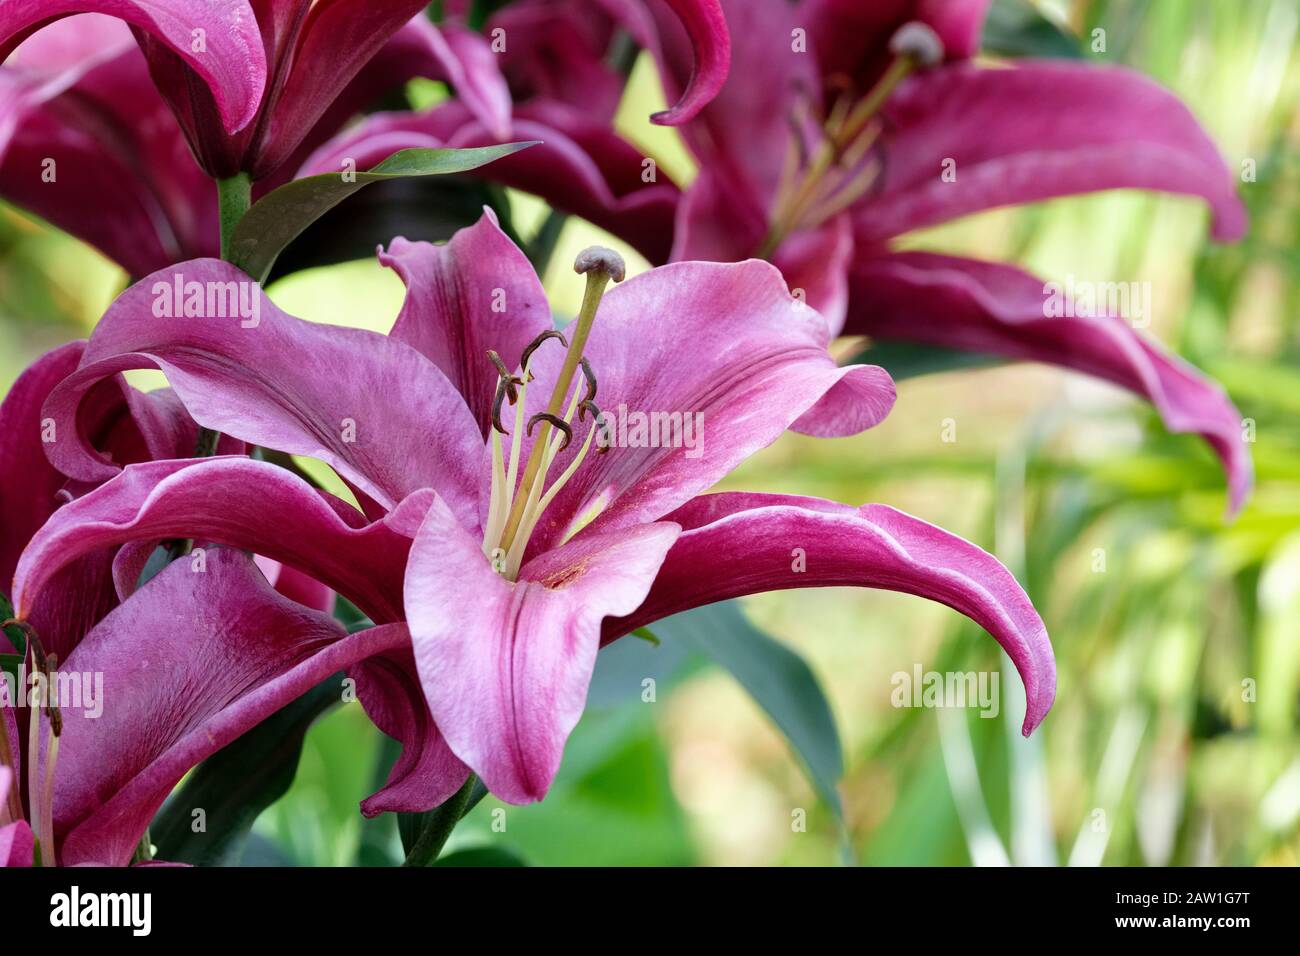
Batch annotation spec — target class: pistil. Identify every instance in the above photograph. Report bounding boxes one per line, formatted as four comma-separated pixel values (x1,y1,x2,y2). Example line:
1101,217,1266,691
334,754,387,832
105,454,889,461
483,248,625,579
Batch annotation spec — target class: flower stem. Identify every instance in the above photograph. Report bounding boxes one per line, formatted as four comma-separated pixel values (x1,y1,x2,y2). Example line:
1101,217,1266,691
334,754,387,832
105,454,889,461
401,774,477,866
193,173,253,465
217,172,252,262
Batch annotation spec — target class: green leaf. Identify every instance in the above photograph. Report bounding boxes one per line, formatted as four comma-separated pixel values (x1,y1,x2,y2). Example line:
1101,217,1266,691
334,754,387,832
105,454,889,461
227,143,537,283
152,674,343,865
433,846,528,867
654,601,846,820
982,0,1083,60
849,339,1006,381
0,592,24,657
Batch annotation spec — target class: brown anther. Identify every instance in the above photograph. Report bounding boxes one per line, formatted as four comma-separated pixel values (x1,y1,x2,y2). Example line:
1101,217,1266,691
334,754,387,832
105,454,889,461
4,619,61,736
527,413,573,452
578,399,601,423
520,330,568,378
579,358,598,405
491,378,511,435
486,350,523,404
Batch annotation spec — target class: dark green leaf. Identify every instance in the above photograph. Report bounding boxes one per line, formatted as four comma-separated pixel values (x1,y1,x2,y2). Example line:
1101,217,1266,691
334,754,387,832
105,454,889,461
654,601,846,820
266,177,506,282
152,674,343,865
850,339,1006,381
433,846,528,867
0,592,24,657
982,0,1082,60
228,143,537,283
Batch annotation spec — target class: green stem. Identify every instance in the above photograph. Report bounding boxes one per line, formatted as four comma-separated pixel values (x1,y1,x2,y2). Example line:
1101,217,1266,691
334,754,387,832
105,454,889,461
194,173,254,465
217,172,252,262
401,774,477,867
526,211,569,279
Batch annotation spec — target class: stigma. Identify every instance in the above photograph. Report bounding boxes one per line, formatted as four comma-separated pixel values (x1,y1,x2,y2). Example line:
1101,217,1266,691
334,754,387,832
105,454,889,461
481,248,624,580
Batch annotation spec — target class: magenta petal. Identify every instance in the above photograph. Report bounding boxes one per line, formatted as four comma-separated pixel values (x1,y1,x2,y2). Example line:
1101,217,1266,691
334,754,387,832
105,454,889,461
648,0,811,203
43,259,483,523
0,341,84,587
0,40,214,277
0,0,267,134
846,251,1253,514
522,259,895,551
13,458,422,624
379,209,552,437
53,550,412,867
404,493,678,803
632,0,731,126
0,768,34,867
351,644,470,815
251,0,430,175
861,61,1247,244
608,491,1056,735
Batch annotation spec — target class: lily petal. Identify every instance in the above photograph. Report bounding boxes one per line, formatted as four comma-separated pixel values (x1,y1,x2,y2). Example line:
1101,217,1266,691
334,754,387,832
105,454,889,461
378,209,552,437
253,2,468,177
845,252,1253,514
405,493,678,803
604,0,730,126
0,0,267,134
521,259,894,552
13,458,425,624
0,39,216,275
0,768,34,867
351,645,471,816
860,61,1247,244
52,550,417,866
42,259,483,522
607,491,1055,735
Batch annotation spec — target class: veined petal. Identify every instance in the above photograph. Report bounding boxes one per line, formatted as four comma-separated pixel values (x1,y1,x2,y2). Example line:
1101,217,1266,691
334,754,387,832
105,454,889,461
846,252,1253,514
646,0,808,201
606,491,1055,735
378,209,552,438
13,458,423,624
0,0,267,134
350,645,470,815
522,259,894,553
52,550,414,867
42,259,483,522
251,0,431,176
0,41,215,275
604,0,730,126
860,61,1247,244
405,493,678,803
0,766,33,866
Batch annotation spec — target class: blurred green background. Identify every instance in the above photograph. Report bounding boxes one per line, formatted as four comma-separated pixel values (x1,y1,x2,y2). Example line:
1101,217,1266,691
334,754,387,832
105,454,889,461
4,0,1299,866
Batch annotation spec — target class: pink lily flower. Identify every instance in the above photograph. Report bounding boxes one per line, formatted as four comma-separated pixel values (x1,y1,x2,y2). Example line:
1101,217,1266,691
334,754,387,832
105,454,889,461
0,7,513,273
642,0,1252,511
0,345,383,867
1,545,414,866
13,212,1054,808
0,2,728,275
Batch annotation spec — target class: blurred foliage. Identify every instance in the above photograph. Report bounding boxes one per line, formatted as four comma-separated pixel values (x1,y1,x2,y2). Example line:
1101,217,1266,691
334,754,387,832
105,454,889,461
3,0,1299,866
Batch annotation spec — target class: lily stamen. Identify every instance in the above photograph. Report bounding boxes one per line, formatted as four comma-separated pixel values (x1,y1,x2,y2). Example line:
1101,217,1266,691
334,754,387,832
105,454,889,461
758,20,944,259
481,248,625,579
527,412,574,453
